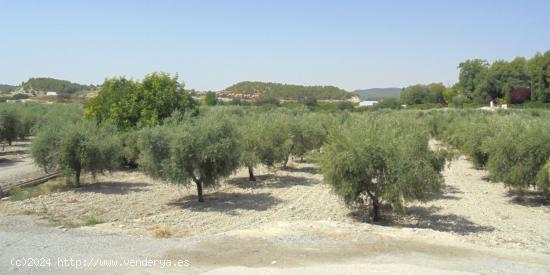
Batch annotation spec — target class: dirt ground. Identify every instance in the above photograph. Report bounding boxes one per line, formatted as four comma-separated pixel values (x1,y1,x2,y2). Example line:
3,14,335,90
1,150,550,273
0,141,46,190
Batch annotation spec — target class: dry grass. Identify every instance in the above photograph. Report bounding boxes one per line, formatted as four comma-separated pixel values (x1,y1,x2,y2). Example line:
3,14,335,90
150,227,175,238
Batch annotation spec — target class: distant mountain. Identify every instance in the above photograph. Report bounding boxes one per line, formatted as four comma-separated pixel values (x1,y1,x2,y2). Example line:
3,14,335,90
0,84,16,92
354,88,402,100
224,81,352,100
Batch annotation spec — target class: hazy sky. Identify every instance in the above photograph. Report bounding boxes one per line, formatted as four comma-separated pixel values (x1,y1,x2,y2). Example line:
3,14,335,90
1,0,549,91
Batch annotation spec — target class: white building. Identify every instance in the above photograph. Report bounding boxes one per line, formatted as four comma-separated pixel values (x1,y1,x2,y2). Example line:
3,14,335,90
359,100,378,107
46,91,57,96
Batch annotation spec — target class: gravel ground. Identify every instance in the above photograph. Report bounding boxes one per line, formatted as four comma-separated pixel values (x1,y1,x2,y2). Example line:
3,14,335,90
0,162,351,237
1,153,549,274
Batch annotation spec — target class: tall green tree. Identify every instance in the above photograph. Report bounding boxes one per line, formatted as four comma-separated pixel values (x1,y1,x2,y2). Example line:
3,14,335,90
85,72,198,130
400,83,446,105
457,59,489,103
526,51,550,103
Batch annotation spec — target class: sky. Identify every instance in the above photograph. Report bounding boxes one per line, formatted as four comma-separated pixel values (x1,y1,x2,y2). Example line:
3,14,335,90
1,0,549,91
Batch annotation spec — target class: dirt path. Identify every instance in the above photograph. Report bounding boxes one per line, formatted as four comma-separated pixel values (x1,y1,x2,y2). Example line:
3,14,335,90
0,142,46,191
1,216,548,274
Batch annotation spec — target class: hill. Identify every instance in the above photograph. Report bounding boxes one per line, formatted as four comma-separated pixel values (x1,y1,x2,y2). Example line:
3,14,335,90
19,77,96,96
354,88,402,100
0,84,16,93
224,81,352,100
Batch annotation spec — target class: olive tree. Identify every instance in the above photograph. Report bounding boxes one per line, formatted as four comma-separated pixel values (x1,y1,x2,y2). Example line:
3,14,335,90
0,109,19,147
320,114,445,221
31,120,122,187
238,112,292,181
138,113,241,202
281,113,329,168
483,116,550,194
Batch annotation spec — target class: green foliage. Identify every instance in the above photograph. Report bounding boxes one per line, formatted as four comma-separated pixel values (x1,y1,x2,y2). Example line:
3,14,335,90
85,72,198,130
204,91,218,106
455,50,550,104
428,110,550,196
237,112,292,180
0,109,19,146
354,88,402,100
400,83,446,105
0,103,74,145
137,111,241,202
443,85,459,105
31,120,121,187
226,81,352,100
483,116,550,193
371,98,402,110
320,113,444,221
285,113,329,164
119,129,140,168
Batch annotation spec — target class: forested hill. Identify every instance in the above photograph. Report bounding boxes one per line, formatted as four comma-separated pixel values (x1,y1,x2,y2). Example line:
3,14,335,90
354,88,402,100
225,81,352,100
20,77,96,95
0,84,16,92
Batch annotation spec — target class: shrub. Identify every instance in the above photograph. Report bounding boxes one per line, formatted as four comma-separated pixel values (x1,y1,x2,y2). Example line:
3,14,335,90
508,87,531,104
204,91,218,106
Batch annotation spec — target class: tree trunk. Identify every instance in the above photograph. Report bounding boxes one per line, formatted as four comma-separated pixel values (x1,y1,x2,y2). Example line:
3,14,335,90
372,199,381,222
283,145,294,169
248,165,256,181
196,181,204,202
283,154,290,168
75,169,81,188
366,190,381,222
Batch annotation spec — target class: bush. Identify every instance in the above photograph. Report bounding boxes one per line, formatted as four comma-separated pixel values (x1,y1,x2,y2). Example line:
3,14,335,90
320,113,444,221
508,87,531,104
204,91,218,106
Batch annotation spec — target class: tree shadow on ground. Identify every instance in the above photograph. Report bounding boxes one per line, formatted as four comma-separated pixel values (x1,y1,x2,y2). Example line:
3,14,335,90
0,150,28,156
283,166,320,175
506,189,549,207
0,158,24,168
350,205,494,235
169,192,282,215
421,185,463,201
74,181,151,195
225,174,319,189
